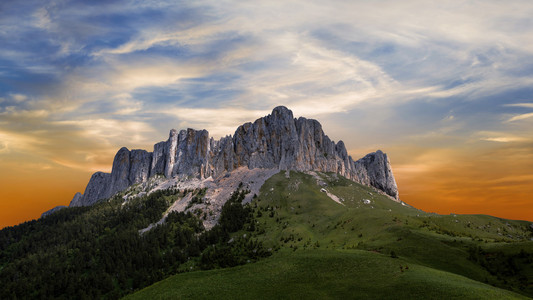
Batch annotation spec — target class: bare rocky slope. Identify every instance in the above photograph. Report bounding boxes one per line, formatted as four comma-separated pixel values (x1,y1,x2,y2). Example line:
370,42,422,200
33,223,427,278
66,106,398,209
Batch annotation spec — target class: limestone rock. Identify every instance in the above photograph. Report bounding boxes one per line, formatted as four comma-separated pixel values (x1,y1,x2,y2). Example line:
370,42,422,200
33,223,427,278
173,128,210,178
164,129,179,178
129,149,152,184
353,150,399,200
77,172,111,206
150,141,166,176
70,105,400,207
210,135,236,175
69,192,83,207
109,147,131,197
41,205,67,218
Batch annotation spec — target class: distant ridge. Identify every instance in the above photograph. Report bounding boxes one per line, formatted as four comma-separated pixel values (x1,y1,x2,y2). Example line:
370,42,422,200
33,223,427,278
67,106,398,208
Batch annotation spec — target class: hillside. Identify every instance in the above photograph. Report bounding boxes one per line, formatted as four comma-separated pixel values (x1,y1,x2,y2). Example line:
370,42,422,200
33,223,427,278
0,186,269,299
2,170,532,299
128,171,533,299
125,250,529,300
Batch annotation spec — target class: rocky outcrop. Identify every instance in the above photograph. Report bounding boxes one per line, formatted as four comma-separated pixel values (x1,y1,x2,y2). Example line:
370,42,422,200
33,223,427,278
71,106,399,207
109,147,131,197
129,150,152,184
172,129,210,178
41,205,67,218
353,150,398,199
150,141,166,176
69,192,83,207
75,172,111,206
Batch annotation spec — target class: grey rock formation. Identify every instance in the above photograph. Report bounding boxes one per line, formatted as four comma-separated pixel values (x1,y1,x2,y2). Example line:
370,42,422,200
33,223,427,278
173,128,210,178
164,129,179,178
41,205,67,218
69,192,83,207
76,172,111,206
353,150,398,199
70,106,399,207
73,148,153,206
109,147,131,197
129,150,152,184
210,135,236,174
151,141,166,176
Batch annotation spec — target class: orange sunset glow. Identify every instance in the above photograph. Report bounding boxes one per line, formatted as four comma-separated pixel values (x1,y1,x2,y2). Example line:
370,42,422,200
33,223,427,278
1,120,532,228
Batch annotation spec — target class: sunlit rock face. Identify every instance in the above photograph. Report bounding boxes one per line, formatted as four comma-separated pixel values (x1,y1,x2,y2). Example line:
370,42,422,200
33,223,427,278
353,150,398,200
71,106,399,206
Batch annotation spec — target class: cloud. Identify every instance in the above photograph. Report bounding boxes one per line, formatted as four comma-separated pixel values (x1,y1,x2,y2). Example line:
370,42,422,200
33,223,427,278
110,93,144,116
0,100,158,173
0,106,50,119
0,130,44,154
162,107,270,138
214,32,402,114
476,130,531,143
106,58,206,90
0,141,7,153
504,102,533,108
77,1,533,117
482,137,527,143
54,118,156,145
1,2,532,170
507,112,533,122
1,0,533,226
10,93,28,102
4,1,533,120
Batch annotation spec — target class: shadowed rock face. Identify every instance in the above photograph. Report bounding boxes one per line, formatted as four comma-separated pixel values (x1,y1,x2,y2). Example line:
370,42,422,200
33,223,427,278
150,141,166,176
109,147,131,197
68,192,83,207
129,150,152,184
41,205,67,218
353,150,398,200
72,106,399,206
75,172,111,206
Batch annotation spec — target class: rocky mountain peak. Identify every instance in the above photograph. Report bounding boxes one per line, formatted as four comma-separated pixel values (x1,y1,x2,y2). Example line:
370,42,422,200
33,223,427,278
70,106,399,207
271,105,294,119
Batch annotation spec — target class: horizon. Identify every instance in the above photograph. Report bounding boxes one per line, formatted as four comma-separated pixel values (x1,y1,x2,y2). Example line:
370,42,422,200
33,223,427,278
1,1,533,228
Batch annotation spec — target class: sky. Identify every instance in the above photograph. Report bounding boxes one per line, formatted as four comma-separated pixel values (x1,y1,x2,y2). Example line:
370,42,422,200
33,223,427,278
1,0,532,228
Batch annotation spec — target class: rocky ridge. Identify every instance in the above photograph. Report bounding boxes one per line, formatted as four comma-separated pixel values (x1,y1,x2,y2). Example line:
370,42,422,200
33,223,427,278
69,106,399,207
41,205,67,218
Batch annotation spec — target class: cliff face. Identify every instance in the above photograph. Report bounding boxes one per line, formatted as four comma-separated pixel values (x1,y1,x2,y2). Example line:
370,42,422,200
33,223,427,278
71,106,399,206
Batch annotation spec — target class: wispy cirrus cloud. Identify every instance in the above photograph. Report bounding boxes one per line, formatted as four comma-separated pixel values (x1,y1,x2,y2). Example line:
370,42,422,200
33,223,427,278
507,112,533,122
1,0,533,225
505,102,533,108
1,0,532,148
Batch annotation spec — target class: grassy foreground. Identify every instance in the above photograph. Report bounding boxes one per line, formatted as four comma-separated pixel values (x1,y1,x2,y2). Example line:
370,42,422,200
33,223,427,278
125,249,528,299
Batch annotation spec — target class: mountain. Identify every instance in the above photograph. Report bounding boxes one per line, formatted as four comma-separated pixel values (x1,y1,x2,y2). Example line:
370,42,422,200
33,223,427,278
67,106,398,210
3,106,532,299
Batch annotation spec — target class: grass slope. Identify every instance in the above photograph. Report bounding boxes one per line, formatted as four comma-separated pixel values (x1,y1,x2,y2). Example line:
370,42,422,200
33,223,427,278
127,171,533,299
126,250,528,300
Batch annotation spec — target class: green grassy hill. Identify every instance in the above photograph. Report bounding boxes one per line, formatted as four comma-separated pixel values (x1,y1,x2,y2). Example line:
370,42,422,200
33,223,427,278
126,250,529,300
127,171,533,299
